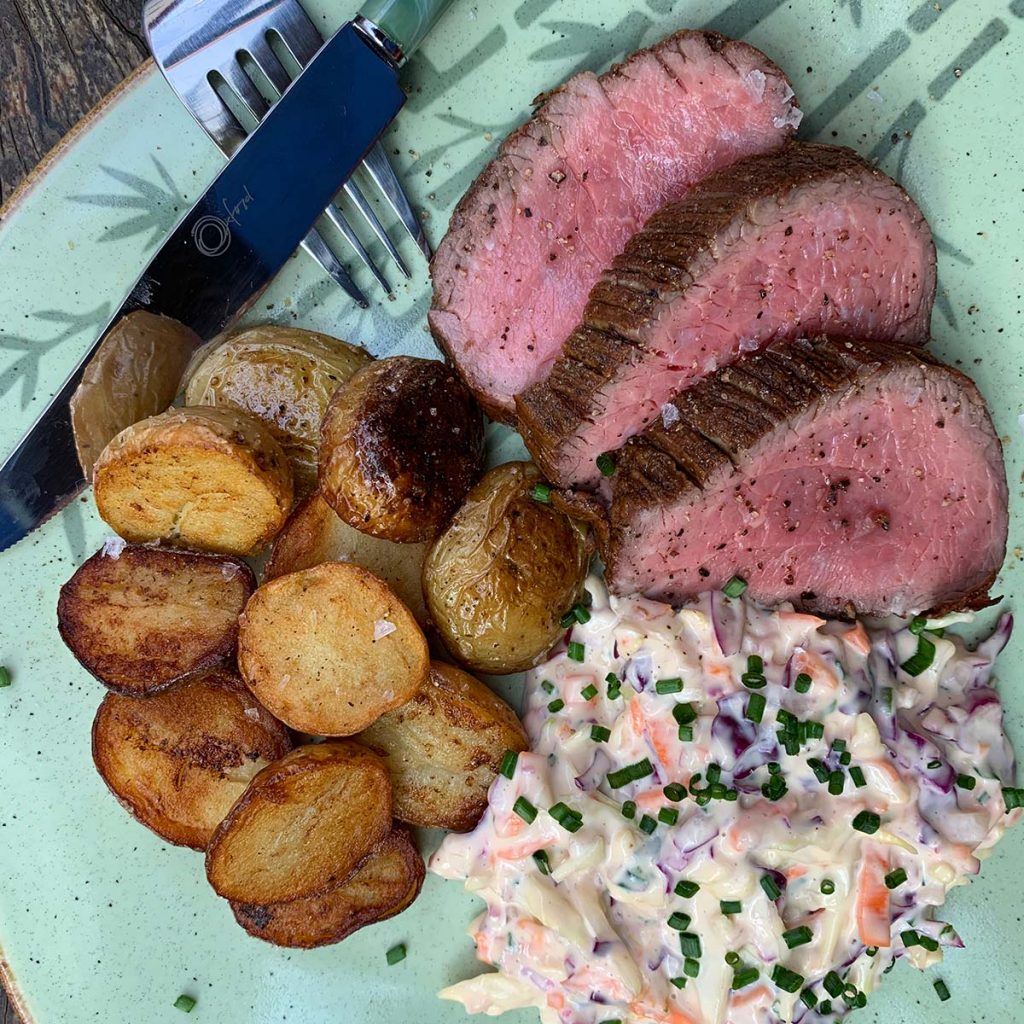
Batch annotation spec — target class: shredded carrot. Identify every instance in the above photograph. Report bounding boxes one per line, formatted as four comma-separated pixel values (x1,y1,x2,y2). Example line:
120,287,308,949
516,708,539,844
707,663,731,679
731,984,773,1008
628,999,696,1024
546,993,566,1011
646,715,678,772
843,622,872,656
778,611,827,630
792,649,839,691
496,813,525,840
855,846,892,948
636,788,666,810
493,837,548,861
784,865,809,880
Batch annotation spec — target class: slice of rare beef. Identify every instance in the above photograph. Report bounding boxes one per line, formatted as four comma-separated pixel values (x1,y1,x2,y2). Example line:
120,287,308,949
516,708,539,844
596,336,1006,617
428,29,801,420
517,144,936,488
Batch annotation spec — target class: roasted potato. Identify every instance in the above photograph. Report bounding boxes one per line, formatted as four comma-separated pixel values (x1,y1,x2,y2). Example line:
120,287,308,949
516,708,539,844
319,356,484,542
264,491,429,624
57,544,255,695
92,668,291,849
185,325,371,494
206,741,391,904
230,826,424,947
71,311,199,476
423,462,591,674
238,563,428,736
93,406,294,556
358,661,526,831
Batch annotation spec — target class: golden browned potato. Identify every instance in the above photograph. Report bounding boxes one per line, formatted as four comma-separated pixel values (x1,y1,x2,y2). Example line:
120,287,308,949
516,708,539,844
206,741,391,904
57,544,255,695
71,311,199,476
185,325,372,494
358,661,526,831
93,406,294,556
92,668,291,849
423,462,591,674
263,491,429,623
230,826,424,947
238,563,428,736
319,356,484,542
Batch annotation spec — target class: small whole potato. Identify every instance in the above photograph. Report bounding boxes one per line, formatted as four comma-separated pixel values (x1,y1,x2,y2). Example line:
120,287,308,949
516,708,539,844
423,462,591,674
319,356,484,543
185,325,372,493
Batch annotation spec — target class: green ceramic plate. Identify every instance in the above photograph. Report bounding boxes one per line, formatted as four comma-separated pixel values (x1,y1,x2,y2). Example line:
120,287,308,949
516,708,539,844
1,1,1021,1022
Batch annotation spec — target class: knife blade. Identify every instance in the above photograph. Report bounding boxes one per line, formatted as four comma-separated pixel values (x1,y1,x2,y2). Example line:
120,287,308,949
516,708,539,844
0,21,404,552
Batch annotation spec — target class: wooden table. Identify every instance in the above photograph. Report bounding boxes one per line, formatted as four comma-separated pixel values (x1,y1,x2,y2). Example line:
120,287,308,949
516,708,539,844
1,2,147,1013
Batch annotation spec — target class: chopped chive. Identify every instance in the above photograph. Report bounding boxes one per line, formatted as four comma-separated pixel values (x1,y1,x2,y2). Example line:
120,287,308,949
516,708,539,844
800,989,818,1009
173,995,196,1013
675,880,700,898
725,951,741,966
655,677,683,694
768,761,781,775
499,750,519,779
664,783,687,802
832,739,847,752
1004,786,1024,810
761,773,788,802
513,797,537,823
747,655,764,674
596,452,616,477
590,725,611,743
673,703,698,725
782,925,813,949
927,758,943,769
880,687,894,712
866,946,879,957
933,979,951,1002
532,849,551,875
0,667,10,688
901,929,921,947
679,933,702,959
819,1000,833,1015
919,935,939,952
909,615,928,635
820,878,836,895
386,944,407,966
741,672,767,689
531,483,552,503
541,679,556,694
573,604,591,624
760,875,782,901
683,957,701,978
607,758,654,789
885,868,908,890
581,683,598,701
567,642,585,663
709,782,728,800
547,698,565,713
549,802,583,832
720,900,742,916
723,575,748,598
840,751,852,766
777,709,796,725
621,800,637,820
804,720,825,740
745,692,767,723
559,609,577,629
852,810,881,834
731,967,760,990
850,766,867,788
669,977,687,990
772,966,804,993
678,725,694,742
667,911,692,931
956,773,977,791
823,971,844,998
638,814,658,835
828,770,846,796
900,634,936,676
843,983,859,1000
706,763,722,785
794,672,812,694
659,807,679,826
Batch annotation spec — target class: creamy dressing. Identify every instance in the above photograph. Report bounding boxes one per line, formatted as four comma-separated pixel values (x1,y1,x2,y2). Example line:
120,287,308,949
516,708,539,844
432,579,1020,1024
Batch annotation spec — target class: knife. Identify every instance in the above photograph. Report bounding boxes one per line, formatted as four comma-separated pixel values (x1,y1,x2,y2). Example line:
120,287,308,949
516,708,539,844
0,0,455,553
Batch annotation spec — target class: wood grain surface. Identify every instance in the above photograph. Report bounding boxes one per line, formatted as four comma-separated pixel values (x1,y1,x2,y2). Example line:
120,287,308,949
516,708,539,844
1,4,147,1015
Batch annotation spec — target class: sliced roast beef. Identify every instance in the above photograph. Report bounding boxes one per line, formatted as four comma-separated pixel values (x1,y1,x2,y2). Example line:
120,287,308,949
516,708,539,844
517,144,936,488
429,29,801,420
594,336,1006,617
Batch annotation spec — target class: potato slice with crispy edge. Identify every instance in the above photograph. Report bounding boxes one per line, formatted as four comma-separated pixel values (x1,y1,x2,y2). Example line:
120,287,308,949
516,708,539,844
230,826,424,947
58,544,256,695
238,563,428,736
205,741,391,904
358,661,527,831
92,668,291,849
93,405,294,557
263,491,429,624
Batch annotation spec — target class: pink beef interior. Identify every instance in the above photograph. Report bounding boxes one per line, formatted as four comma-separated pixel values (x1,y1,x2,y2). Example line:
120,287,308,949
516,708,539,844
559,178,933,487
616,371,1007,615
429,33,798,416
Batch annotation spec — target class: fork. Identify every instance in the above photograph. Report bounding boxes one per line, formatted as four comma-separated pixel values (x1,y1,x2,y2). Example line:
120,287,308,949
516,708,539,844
143,0,433,309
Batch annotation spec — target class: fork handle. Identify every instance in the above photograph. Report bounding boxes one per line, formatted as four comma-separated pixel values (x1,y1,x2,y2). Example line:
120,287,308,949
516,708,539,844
358,0,455,61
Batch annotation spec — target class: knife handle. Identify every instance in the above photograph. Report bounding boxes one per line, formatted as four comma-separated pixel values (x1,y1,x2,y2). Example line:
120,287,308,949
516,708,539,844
358,0,456,61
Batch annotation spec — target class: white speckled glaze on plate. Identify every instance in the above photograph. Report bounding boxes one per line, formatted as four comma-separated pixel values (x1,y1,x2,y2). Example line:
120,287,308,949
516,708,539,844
0,2,1022,1023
